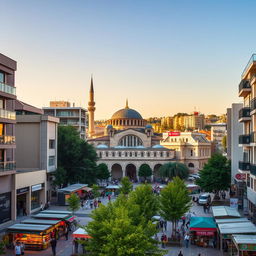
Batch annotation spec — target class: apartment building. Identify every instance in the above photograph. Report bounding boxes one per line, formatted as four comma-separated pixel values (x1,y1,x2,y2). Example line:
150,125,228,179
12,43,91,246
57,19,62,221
43,101,87,140
210,123,227,153
238,54,256,221
161,131,211,173
0,54,17,226
184,112,205,130
15,100,59,212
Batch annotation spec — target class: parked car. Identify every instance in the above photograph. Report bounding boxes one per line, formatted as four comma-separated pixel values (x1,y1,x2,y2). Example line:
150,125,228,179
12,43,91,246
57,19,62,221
198,193,211,205
188,175,196,181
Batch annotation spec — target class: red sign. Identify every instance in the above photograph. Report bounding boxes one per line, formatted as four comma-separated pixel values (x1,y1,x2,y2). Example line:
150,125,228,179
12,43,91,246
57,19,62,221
235,173,247,180
196,231,214,236
168,132,180,136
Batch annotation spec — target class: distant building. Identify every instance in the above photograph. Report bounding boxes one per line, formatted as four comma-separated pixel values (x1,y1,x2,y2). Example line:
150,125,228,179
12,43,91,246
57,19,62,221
173,115,187,130
161,132,211,173
43,102,87,140
184,112,205,130
210,123,227,153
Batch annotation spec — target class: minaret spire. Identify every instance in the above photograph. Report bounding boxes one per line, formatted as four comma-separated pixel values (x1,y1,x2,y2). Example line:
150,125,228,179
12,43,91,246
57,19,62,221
88,76,96,138
125,98,129,109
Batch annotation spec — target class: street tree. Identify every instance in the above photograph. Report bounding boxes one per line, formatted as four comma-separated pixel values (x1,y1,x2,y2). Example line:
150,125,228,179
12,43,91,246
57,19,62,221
86,200,164,256
160,162,189,180
128,184,159,222
119,177,133,195
196,153,231,194
53,167,67,188
67,193,80,215
138,164,152,182
159,177,192,239
92,184,101,198
97,163,110,183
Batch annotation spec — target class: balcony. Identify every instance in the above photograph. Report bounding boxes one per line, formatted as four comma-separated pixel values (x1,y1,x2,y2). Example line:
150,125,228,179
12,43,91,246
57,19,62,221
239,79,251,97
239,107,251,122
0,82,16,97
0,161,16,172
0,135,15,145
239,134,251,145
0,109,16,120
250,164,256,176
239,161,251,171
242,54,256,78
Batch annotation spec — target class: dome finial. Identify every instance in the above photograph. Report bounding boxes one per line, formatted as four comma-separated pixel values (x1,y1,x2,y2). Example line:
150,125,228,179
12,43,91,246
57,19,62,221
125,99,129,109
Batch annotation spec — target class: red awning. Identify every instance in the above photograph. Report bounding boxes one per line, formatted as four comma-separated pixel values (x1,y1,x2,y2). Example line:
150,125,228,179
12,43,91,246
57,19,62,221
190,228,217,232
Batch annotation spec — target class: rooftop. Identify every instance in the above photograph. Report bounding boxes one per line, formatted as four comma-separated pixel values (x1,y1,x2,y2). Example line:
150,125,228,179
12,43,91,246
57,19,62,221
242,54,256,78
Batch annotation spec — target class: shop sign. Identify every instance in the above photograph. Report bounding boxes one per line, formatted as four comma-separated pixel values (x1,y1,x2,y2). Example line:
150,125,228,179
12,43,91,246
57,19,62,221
31,183,42,192
0,192,11,224
17,186,29,195
196,231,214,236
235,173,246,180
168,131,180,136
239,244,256,251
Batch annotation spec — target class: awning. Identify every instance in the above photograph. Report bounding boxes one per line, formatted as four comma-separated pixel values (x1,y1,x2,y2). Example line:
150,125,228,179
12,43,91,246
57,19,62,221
72,228,92,239
190,217,217,231
66,216,76,222
82,187,92,192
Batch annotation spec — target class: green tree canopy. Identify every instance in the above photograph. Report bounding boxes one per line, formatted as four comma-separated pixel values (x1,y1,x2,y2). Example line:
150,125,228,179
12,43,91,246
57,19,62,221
97,163,110,181
67,193,80,215
92,184,101,198
159,177,191,238
222,135,227,153
138,164,152,181
196,153,231,193
53,167,67,188
128,184,159,222
55,126,98,186
86,198,164,256
119,177,133,195
160,162,189,180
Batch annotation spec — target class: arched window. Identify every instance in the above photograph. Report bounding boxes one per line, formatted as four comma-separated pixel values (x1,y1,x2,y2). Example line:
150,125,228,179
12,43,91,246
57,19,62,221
188,163,194,168
119,152,121,157
141,152,144,157
118,135,143,147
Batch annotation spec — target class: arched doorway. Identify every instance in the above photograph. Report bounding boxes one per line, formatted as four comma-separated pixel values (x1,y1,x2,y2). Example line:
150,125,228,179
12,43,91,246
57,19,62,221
153,164,162,182
111,164,123,180
126,164,137,181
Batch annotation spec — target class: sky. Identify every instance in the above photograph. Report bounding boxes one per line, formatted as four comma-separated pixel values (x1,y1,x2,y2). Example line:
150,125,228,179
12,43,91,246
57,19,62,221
1,0,256,119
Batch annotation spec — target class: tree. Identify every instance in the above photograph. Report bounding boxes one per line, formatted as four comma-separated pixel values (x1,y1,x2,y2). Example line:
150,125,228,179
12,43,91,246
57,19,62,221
56,126,98,186
159,177,192,239
160,162,189,180
196,153,231,194
119,177,133,195
85,200,164,256
222,135,227,153
92,184,100,198
138,164,152,182
97,163,110,182
128,184,159,222
0,241,5,255
67,193,80,215
53,167,67,188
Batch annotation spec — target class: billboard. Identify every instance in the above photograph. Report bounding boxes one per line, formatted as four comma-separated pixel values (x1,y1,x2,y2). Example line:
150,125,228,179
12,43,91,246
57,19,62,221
168,131,180,136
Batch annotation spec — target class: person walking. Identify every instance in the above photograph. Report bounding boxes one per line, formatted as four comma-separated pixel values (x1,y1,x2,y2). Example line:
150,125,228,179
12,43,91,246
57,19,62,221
163,220,167,231
64,225,69,241
159,219,164,232
40,202,44,211
50,237,57,256
108,194,111,201
90,200,93,209
20,242,25,255
73,238,79,254
184,234,190,248
161,234,165,248
14,242,22,256
178,251,183,256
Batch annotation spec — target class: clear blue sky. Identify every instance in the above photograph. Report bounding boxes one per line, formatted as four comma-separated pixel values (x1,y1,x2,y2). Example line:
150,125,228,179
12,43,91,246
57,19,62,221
1,0,255,119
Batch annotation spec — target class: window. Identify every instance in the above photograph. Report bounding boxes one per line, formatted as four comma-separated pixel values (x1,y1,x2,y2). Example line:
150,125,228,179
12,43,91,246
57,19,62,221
160,152,163,157
118,135,143,147
99,152,102,158
119,152,121,157
31,191,40,210
0,72,4,83
106,152,108,157
135,152,137,157
141,152,144,157
147,152,150,157
154,152,156,157
48,156,55,166
188,163,194,168
112,152,115,157
49,140,55,149
190,150,193,156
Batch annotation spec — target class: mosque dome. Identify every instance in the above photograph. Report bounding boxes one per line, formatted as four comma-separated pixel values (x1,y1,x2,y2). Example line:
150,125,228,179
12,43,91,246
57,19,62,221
106,124,113,129
111,108,142,119
145,124,152,129
152,144,166,149
96,144,108,149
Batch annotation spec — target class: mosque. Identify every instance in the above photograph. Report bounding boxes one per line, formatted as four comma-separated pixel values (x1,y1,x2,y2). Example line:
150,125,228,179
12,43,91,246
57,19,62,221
87,78,175,181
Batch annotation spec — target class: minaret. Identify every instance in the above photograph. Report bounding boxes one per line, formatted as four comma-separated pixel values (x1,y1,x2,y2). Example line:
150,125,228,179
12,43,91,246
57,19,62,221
88,76,95,137
125,98,129,109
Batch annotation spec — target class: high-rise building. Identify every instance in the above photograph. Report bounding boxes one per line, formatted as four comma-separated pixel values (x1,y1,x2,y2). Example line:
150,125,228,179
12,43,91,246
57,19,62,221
0,54,17,226
238,54,256,221
43,102,87,140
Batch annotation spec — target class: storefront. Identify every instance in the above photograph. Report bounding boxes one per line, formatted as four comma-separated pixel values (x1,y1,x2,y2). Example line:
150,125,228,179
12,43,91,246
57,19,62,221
189,217,217,248
105,185,120,196
0,192,11,224
6,223,53,250
231,235,256,256
16,187,29,217
31,183,44,210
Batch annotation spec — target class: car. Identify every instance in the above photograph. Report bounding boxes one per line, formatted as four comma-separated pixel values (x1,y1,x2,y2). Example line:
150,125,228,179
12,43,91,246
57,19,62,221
190,174,200,179
198,193,211,205
188,175,196,181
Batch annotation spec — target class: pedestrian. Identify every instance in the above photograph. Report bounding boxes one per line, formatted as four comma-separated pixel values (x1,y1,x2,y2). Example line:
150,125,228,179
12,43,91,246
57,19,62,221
22,207,27,216
90,200,93,209
163,220,167,231
203,204,206,213
108,194,111,201
163,234,168,246
15,242,22,256
159,219,164,232
40,202,44,211
64,225,69,241
186,220,190,229
178,251,183,256
161,234,165,248
81,200,84,209
21,242,25,255
182,216,186,226
50,237,57,256
184,234,190,248
73,238,79,254
93,199,98,209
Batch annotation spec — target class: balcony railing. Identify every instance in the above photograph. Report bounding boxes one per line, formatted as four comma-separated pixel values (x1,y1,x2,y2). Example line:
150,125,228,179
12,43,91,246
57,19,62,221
0,82,16,96
239,107,251,119
239,79,251,92
242,54,256,78
0,109,16,120
239,161,251,171
0,161,16,172
251,98,256,111
0,135,15,145
250,164,256,176
239,134,251,144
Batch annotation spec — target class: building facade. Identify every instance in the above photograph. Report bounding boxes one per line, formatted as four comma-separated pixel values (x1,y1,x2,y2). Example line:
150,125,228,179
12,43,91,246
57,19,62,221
184,112,205,131
43,101,87,140
210,123,227,153
161,132,211,173
0,54,17,227
238,54,256,221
